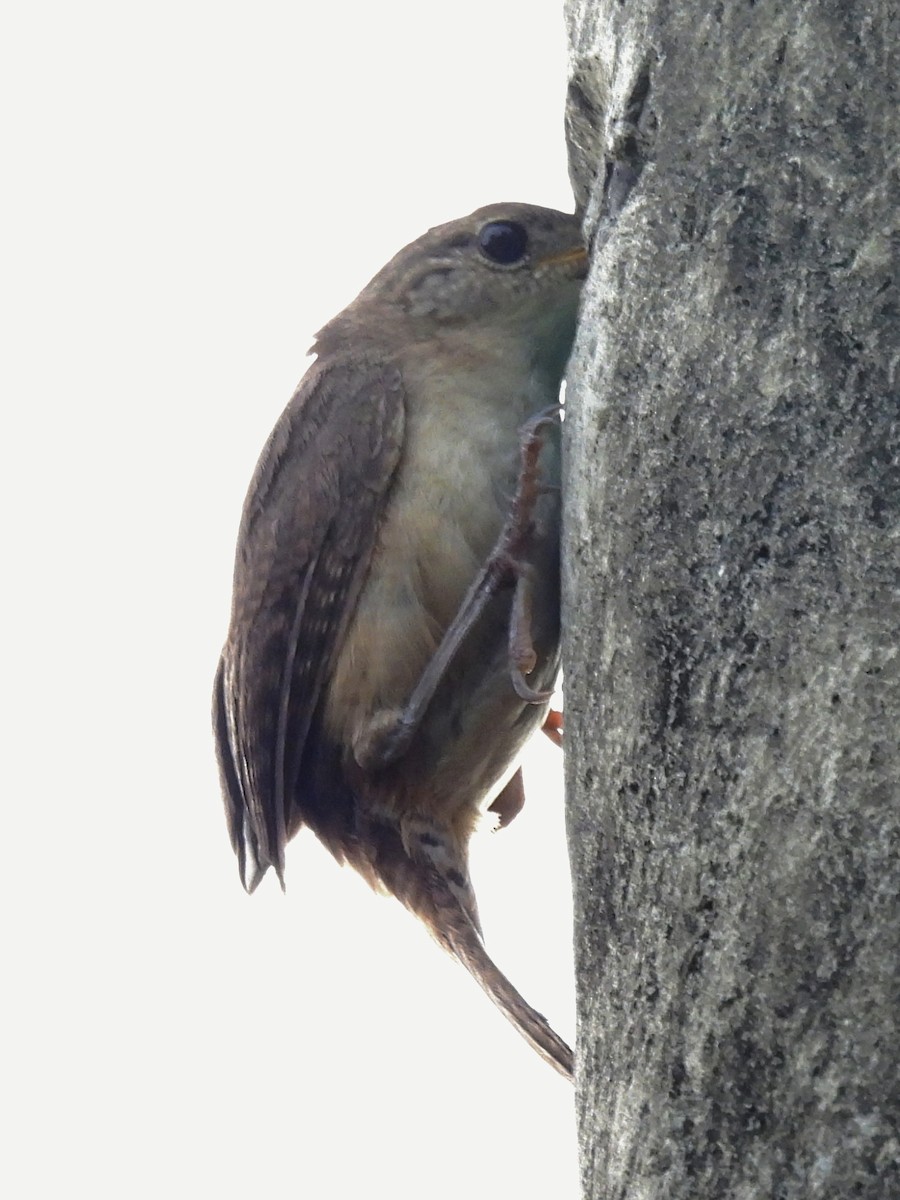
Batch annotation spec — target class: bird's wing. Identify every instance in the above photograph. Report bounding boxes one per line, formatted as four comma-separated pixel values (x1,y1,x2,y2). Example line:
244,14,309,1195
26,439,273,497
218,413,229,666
213,351,406,890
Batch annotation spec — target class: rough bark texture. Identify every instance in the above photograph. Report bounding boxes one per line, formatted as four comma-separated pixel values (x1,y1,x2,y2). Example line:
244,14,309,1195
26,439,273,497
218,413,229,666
562,3,899,1198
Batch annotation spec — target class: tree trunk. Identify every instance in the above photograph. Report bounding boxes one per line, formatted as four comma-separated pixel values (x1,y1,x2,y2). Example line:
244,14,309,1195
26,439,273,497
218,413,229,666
562,2,899,1197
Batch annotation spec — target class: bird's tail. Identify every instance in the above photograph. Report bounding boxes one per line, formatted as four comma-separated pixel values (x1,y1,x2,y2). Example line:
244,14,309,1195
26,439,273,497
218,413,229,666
354,816,574,1081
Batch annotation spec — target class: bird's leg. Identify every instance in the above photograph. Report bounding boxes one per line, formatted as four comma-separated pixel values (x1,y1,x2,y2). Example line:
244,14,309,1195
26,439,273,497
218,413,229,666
354,407,560,772
509,561,555,702
488,767,527,828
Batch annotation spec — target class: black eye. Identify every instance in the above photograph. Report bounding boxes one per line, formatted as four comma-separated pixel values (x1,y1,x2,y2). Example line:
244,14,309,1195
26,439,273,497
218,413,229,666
477,220,529,265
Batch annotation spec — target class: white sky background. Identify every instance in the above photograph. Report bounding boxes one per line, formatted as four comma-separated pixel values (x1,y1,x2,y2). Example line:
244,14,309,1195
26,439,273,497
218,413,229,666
4,3,580,1196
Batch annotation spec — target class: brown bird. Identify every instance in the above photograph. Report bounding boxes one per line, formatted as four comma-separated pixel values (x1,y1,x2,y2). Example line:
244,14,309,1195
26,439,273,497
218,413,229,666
213,202,585,1078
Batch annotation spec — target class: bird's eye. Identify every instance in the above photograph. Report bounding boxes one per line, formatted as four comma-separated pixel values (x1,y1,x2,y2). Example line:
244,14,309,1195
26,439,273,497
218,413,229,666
477,220,529,265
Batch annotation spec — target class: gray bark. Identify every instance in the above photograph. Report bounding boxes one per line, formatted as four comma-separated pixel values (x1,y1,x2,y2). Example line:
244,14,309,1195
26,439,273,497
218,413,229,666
562,3,899,1198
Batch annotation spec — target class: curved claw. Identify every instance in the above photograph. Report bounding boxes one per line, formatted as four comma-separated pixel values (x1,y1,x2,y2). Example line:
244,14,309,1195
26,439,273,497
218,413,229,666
521,404,562,438
511,667,554,704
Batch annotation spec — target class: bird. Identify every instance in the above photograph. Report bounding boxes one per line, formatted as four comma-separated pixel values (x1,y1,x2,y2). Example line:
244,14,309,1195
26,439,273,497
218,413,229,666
213,202,586,1078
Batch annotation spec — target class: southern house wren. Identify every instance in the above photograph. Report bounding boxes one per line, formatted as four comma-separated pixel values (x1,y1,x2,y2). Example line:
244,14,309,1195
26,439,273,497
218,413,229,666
213,203,586,1078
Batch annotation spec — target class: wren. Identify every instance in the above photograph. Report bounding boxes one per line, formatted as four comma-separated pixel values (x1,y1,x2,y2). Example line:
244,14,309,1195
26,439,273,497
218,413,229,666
214,203,586,1078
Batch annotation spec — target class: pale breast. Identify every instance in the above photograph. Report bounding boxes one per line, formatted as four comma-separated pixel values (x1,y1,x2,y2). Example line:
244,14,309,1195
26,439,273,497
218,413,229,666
324,329,561,780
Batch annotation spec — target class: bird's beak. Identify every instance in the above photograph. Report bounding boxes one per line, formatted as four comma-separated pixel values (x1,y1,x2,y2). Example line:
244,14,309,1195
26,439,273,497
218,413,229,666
535,245,589,277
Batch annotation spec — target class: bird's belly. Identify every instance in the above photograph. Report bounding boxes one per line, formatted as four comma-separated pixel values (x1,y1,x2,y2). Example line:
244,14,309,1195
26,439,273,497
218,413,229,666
324,370,561,828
